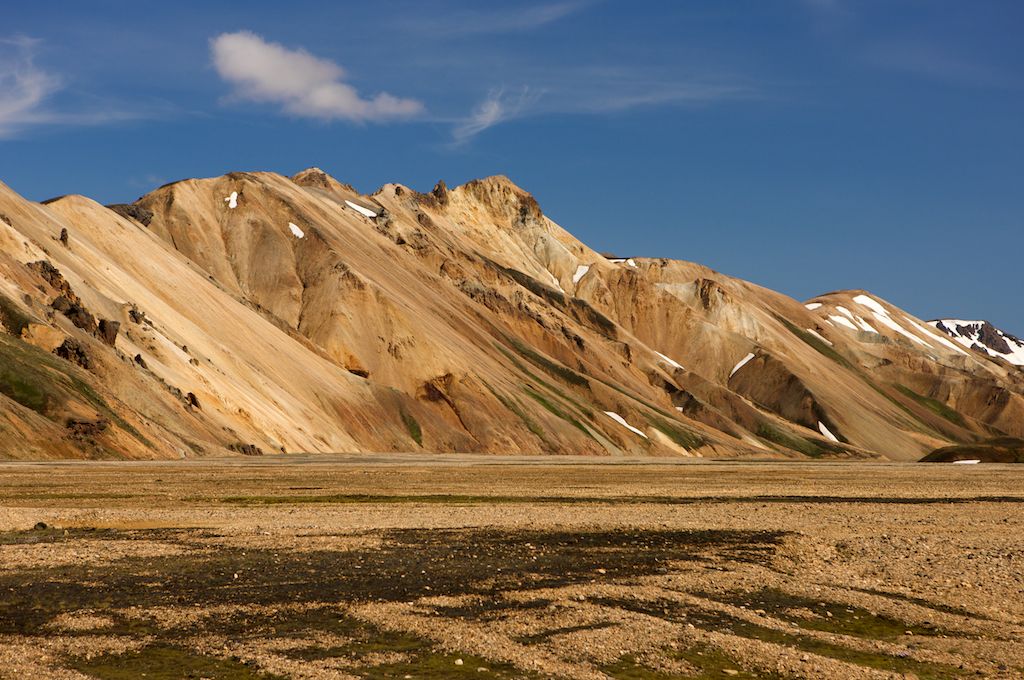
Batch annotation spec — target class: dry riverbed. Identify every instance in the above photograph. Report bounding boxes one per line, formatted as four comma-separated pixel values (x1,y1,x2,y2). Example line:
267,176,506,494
0,457,1021,679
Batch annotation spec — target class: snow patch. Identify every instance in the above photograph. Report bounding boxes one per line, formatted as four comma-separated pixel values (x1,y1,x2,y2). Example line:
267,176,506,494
872,310,932,347
609,258,638,268
224,191,238,209
805,302,822,311
829,315,858,331
344,200,377,218
952,459,981,465
729,352,756,378
805,328,832,346
572,264,590,285
854,316,878,334
604,411,648,439
288,222,304,238
853,295,933,347
545,270,565,293
852,294,888,316
904,318,967,355
655,351,684,370
817,421,839,443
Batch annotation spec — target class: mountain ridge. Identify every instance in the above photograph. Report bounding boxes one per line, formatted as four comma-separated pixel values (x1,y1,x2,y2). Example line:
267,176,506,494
0,169,1021,461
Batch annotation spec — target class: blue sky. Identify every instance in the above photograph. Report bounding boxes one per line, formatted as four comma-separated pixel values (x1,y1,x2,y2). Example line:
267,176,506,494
1,1,1022,332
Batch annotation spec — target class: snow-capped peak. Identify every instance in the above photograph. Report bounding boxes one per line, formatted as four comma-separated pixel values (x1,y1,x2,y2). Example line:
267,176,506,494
929,319,1024,366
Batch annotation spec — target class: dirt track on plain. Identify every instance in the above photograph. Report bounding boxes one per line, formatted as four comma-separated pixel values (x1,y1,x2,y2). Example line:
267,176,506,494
0,458,1022,679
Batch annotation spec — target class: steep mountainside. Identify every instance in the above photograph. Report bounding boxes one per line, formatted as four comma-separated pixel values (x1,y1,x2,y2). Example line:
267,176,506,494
0,169,1020,460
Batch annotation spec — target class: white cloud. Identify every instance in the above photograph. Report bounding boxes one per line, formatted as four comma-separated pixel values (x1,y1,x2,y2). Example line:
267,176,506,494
452,87,538,144
210,31,423,122
0,36,62,138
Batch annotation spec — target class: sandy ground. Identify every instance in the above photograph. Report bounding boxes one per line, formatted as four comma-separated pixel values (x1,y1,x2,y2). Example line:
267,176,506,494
0,457,1022,679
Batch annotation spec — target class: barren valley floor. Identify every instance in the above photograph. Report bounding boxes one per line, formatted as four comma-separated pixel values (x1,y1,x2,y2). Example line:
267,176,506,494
0,457,1021,679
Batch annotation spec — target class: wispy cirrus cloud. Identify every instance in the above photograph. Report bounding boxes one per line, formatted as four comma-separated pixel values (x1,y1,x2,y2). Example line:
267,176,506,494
0,36,60,138
450,67,754,143
452,87,539,144
0,35,165,140
399,1,591,37
861,41,1017,89
210,31,423,123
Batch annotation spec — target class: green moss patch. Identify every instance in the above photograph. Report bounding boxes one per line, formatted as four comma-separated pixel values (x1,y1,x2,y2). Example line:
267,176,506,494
0,293,32,336
895,385,968,428
756,422,847,458
70,645,283,679
399,409,422,447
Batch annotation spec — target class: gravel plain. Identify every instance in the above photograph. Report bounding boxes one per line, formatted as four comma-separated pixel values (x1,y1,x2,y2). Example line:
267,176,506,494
0,457,1021,679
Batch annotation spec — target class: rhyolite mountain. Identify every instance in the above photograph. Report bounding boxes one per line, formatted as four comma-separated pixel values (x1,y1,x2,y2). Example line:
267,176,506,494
0,169,1021,461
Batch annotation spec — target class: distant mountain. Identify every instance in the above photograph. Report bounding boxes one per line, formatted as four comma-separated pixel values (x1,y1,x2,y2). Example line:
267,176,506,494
1,168,1023,461
929,320,1024,366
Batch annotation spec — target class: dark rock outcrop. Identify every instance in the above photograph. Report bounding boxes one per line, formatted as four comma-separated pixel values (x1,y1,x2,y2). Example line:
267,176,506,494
54,338,92,369
97,319,120,346
51,296,98,334
66,417,109,439
106,203,154,226
431,180,449,206
229,443,264,456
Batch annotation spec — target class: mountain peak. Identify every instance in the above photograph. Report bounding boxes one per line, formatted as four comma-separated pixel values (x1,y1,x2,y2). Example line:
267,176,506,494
457,175,543,228
291,167,356,194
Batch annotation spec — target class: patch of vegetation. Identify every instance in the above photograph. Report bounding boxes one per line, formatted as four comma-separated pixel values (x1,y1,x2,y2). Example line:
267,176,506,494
263,609,500,677
604,643,782,679
895,384,968,428
704,588,946,640
483,381,550,447
523,385,594,438
493,343,594,417
0,333,151,448
0,292,31,336
599,598,965,680
849,587,993,621
756,422,846,458
647,415,706,450
399,409,423,447
69,644,284,680
0,335,63,414
506,336,590,388
352,650,532,679
774,314,854,369
220,493,586,505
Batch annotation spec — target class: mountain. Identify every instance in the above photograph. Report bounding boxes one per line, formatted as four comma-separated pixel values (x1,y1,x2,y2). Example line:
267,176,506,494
929,320,1024,366
0,169,1021,461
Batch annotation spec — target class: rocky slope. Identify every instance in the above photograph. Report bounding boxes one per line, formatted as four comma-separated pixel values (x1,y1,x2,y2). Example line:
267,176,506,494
0,169,1020,460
